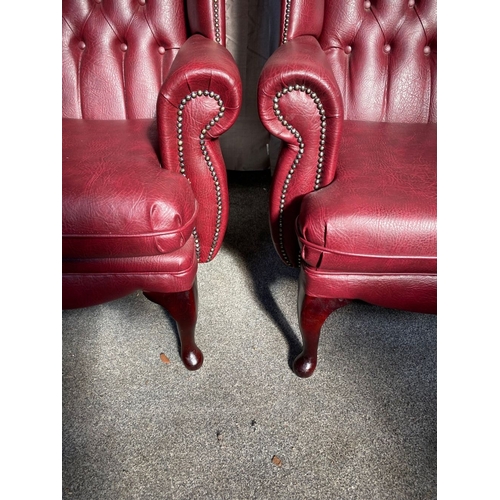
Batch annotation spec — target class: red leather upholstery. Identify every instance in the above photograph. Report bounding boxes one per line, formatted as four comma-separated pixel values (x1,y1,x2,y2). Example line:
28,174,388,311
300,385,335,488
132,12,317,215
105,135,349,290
320,0,437,123
258,0,437,376
62,1,242,315
63,0,187,120
157,34,242,261
63,241,198,309
63,119,197,259
298,121,437,275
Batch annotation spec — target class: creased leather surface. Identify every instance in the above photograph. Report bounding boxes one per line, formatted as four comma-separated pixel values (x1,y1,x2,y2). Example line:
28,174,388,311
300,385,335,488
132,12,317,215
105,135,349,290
320,0,437,122
62,0,188,120
62,118,197,259
298,120,436,274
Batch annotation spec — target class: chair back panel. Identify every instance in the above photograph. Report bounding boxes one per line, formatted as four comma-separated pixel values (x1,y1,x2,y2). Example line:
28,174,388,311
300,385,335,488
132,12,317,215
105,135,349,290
62,0,188,119
319,0,436,123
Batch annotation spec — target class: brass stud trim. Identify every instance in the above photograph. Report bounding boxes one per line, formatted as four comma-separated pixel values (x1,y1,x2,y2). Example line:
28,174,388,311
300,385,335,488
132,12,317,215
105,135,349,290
213,0,221,44
177,90,225,262
273,85,326,265
282,0,292,44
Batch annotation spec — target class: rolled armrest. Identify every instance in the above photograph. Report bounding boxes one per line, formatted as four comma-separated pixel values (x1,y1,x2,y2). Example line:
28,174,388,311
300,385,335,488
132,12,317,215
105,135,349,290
157,34,242,263
258,35,344,266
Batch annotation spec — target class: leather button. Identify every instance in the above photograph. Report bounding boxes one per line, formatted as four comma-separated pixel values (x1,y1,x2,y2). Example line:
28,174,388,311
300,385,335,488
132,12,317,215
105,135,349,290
409,0,415,7
383,44,391,53
345,46,352,54
95,0,102,3
364,1,371,8
120,43,128,52
78,41,86,50
158,46,166,54
138,0,146,4
423,46,431,55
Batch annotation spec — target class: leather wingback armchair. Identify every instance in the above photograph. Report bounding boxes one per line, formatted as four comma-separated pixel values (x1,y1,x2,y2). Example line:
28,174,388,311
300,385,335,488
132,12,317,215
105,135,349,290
62,0,242,370
258,0,436,377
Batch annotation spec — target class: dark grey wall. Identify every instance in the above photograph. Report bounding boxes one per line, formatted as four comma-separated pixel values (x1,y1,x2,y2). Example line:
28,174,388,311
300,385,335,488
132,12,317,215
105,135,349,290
220,0,281,171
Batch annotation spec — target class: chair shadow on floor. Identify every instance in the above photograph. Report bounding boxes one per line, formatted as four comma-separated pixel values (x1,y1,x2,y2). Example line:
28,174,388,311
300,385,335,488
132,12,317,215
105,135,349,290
222,169,304,370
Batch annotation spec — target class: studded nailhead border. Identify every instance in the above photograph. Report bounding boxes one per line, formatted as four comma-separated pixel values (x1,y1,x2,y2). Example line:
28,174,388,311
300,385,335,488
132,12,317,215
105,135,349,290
177,90,226,262
273,84,327,265
282,0,292,44
213,0,221,44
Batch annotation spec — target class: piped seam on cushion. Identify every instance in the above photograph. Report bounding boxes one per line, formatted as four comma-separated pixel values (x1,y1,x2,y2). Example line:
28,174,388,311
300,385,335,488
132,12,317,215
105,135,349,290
302,270,437,277
63,205,197,238
62,254,197,276
297,233,436,260
300,241,436,260
296,220,436,260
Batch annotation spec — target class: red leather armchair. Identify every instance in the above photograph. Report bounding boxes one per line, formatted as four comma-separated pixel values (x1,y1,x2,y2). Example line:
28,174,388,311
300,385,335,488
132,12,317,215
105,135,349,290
258,0,436,377
62,0,242,370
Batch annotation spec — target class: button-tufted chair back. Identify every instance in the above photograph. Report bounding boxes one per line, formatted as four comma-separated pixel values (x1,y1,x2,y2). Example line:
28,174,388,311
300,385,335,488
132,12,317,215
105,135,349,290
62,0,226,120
281,0,436,123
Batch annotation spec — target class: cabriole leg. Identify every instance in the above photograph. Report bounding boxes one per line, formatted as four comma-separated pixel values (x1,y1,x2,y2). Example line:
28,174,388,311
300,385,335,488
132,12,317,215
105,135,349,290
294,280,349,378
144,280,203,371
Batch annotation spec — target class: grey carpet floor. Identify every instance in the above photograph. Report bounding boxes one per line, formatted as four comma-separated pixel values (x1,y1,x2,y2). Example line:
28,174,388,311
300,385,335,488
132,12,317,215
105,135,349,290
62,171,437,500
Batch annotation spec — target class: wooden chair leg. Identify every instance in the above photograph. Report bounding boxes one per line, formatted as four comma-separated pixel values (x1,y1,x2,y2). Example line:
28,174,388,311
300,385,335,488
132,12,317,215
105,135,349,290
294,281,349,378
144,280,203,371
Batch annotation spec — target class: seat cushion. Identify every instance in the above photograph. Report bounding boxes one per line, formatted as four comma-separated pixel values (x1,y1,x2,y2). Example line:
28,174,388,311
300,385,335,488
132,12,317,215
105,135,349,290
298,120,437,274
63,119,197,259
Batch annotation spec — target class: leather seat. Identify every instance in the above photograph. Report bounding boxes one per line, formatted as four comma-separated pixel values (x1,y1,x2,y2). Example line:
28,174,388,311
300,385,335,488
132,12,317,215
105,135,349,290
298,121,437,277
63,119,197,260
